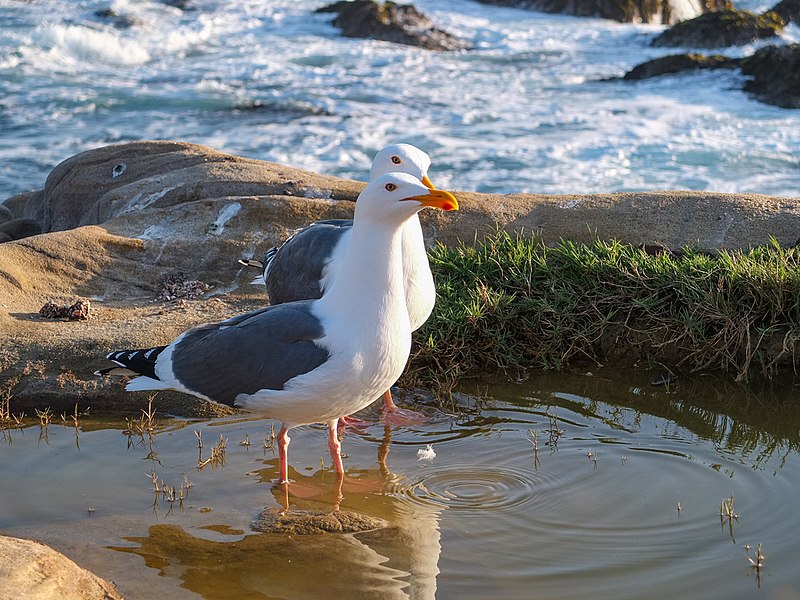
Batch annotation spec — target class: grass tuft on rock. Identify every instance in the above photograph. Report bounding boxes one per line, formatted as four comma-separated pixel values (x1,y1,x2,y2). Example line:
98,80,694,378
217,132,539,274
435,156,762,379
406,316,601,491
404,230,800,394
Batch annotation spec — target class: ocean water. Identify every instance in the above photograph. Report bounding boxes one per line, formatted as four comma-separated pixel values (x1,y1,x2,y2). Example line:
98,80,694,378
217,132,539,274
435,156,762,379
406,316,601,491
1,0,798,202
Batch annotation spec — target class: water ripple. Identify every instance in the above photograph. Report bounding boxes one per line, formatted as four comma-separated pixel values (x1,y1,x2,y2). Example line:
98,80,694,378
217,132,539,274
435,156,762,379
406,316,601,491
399,463,538,511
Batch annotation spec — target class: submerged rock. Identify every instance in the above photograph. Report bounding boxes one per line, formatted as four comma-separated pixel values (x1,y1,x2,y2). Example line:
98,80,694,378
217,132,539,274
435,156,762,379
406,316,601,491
316,0,470,51
652,8,784,48
0,535,123,600
740,43,800,108
473,0,709,24
252,508,388,534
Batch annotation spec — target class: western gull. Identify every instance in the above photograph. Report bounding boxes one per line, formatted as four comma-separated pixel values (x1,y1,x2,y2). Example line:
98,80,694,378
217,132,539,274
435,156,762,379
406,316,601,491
98,173,458,484
239,144,440,421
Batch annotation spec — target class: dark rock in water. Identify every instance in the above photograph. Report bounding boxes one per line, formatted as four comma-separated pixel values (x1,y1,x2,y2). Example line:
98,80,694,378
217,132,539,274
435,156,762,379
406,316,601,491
0,218,42,241
316,0,470,51
652,9,784,48
161,0,195,10
622,44,799,108
769,0,800,23
233,99,333,118
252,507,388,534
473,0,708,24
0,232,11,243
94,8,139,29
623,53,739,80
740,43,800,108
0,203,12,223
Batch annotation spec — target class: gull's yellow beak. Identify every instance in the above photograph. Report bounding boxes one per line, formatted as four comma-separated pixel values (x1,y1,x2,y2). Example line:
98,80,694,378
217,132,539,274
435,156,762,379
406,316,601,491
421,174,436,190
407,189,458,211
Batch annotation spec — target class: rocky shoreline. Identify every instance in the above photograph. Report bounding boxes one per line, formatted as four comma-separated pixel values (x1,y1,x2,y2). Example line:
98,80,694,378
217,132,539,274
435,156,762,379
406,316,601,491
1,140,799,417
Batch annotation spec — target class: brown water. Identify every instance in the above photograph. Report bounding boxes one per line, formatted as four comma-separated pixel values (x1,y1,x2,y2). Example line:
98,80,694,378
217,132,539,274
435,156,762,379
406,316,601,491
2,369,799,599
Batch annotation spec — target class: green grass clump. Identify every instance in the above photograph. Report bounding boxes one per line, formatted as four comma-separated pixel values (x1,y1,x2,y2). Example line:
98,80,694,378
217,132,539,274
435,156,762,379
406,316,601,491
405,230,800,393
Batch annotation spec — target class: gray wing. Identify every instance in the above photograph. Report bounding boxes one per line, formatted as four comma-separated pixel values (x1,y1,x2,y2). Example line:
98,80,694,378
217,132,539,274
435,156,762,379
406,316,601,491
265,220,353,304
170,301,329,407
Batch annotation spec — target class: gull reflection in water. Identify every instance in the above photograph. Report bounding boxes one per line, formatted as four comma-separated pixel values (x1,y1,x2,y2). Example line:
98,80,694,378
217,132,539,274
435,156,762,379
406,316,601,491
110,424,442,600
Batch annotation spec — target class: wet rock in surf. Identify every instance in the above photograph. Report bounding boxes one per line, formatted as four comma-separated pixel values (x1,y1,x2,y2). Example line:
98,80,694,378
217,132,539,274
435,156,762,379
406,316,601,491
768,0,800,23
316,0,470,51
651,8,784,48
622,53,739,80
473,0,710,24
94,8,140,29
622,44,800,109
740,43,800,108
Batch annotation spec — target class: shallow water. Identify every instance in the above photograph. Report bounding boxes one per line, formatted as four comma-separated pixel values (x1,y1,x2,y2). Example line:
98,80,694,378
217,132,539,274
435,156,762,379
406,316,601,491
2,369,799,599
1,0,799,202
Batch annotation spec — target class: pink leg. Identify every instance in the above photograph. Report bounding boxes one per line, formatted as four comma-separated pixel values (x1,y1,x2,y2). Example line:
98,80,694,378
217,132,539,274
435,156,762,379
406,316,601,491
381,389,427,426
382,389,399,412
327,419,344,475
277,425,290,485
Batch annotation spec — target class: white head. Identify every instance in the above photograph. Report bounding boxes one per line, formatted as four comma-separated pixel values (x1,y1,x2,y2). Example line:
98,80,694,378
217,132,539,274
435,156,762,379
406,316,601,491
370,144,435,189
354,172,457,226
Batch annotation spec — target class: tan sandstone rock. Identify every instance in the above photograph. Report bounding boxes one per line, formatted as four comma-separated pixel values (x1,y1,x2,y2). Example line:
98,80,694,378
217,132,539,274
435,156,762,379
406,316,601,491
0,535,122,600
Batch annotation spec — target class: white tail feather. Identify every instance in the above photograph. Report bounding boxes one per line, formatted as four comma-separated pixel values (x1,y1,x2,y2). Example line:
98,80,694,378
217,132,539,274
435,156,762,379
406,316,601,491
126,376,173,392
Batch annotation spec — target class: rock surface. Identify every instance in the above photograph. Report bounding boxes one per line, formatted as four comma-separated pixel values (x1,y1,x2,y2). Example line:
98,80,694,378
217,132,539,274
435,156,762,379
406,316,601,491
474,0,709,24
0,534,123,600
316,0,469,51
1,140,799,414
651,8,784,48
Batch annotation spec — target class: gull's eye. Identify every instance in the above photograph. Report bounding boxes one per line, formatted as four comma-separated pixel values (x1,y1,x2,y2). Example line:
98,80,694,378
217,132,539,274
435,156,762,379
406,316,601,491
391,155,402,164
385,183,397,192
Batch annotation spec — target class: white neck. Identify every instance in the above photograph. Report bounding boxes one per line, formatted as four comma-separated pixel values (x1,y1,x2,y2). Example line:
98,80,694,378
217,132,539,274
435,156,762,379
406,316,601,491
315,212,411,335
401,214,436,330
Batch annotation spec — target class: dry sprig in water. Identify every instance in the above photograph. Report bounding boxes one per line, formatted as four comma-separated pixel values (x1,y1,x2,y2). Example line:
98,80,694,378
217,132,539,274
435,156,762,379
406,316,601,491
197,434,227,469
148,469,193,514
123,396,157,436
745,543,766,587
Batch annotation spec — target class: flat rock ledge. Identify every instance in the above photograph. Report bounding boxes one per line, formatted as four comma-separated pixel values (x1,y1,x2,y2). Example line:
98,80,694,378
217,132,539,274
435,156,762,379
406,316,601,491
0,534,123,600
1,140,799,415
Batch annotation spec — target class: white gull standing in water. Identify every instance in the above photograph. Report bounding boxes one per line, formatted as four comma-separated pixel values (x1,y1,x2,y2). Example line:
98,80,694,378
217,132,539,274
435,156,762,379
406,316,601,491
240,144,440,422
98,173,458,484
